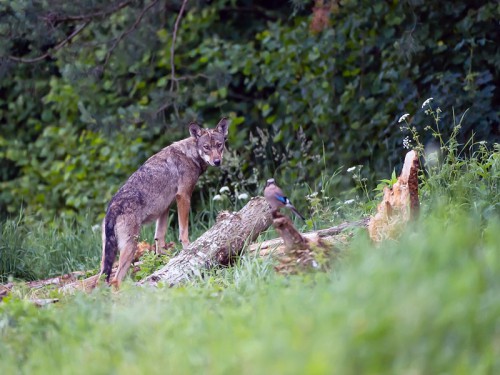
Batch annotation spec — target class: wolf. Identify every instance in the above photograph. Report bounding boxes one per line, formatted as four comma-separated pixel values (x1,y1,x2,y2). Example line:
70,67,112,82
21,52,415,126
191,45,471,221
99,117,229,287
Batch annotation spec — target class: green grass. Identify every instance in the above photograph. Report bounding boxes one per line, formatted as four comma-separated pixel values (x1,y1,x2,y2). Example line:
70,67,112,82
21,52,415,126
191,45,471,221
1,207,499,374
0,214,101,282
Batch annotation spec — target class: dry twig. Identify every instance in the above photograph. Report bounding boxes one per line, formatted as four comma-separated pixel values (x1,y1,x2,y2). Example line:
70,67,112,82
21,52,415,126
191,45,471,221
8,22,90,63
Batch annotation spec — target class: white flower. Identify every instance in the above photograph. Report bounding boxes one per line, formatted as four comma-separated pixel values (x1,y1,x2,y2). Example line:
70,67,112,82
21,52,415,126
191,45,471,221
347,166,356,173
91,224,100,233
219,186,230,193
212,194,222,201
398,113,410,123
344,199,355,205
237,193,249,200
422,97,434,108
403,136,412,150
306,191,319,199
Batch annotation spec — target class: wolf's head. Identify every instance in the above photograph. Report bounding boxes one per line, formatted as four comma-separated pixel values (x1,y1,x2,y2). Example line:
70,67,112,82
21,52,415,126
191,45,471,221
189,117,229,167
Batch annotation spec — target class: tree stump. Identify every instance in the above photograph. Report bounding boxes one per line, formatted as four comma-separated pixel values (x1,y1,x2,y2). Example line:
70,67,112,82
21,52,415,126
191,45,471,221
368,150,420,242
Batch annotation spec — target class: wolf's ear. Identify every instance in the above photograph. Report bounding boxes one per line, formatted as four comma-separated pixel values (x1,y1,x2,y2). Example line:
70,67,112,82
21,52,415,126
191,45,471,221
189,122,203,139
215,117,229,138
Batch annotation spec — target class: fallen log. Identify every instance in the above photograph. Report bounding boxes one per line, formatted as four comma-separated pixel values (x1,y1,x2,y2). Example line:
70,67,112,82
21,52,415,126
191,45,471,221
269,211,328,274
57,210,363,291
138,196,273,287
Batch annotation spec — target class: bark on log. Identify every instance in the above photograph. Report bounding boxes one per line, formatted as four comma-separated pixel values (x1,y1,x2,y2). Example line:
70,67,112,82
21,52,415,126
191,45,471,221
368,150,420,242
269,212,325,274
138,196,273,287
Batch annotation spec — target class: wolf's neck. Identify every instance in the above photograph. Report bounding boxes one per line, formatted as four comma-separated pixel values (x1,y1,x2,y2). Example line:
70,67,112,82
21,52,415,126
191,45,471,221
174,137,208,172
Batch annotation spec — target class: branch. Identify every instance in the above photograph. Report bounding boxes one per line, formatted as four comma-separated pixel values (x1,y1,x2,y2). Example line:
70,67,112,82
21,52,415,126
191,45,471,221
167,0,189,119
8,1,157,65
169,0,189,93
40,1,133,24
8,21,90,63
154,74,209,117
102,0,160,67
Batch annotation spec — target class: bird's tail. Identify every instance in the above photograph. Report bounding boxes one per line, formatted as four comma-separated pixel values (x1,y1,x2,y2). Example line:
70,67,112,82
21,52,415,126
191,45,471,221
288,204,306,220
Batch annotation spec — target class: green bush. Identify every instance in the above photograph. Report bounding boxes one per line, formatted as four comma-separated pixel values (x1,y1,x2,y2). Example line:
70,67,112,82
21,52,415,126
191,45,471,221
1,0,498,223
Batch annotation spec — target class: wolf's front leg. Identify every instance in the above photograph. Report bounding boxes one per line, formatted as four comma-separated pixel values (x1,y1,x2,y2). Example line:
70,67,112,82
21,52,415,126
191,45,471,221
154,208,169,255
176,193,191,248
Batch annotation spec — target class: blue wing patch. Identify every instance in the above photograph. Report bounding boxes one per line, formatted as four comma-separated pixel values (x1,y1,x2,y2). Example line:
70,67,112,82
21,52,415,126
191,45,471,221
275,194,287,204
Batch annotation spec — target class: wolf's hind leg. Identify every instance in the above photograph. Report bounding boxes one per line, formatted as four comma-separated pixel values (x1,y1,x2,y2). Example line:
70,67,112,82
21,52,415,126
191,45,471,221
154,208,169,255
111,220,139,289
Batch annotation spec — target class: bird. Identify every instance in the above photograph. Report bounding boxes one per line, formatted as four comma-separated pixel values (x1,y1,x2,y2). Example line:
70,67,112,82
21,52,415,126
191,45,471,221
264,178,305,220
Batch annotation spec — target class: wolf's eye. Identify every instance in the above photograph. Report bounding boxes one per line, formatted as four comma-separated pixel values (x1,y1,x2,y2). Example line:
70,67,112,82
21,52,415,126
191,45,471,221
216,142,222,148
203,144,210,151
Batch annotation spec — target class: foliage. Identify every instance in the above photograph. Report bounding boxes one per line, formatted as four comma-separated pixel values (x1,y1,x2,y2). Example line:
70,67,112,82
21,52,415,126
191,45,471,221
0,0,498,223
374,168,398,197
132,250,170,281
0,124,149,221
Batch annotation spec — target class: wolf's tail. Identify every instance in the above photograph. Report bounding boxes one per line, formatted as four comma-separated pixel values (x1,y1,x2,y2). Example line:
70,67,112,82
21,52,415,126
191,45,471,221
101,213,118,282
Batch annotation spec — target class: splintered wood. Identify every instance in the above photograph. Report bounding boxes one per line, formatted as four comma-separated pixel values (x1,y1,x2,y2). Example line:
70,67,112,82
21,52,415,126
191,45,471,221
368,150,420,242
267,211,337,275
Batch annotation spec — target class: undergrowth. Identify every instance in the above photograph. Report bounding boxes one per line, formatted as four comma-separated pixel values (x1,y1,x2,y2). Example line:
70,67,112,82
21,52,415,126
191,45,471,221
0,213,101,282
1,206,499,374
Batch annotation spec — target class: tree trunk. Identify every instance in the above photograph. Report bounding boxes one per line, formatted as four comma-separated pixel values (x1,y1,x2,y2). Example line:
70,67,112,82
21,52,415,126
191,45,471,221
139,196,273,287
